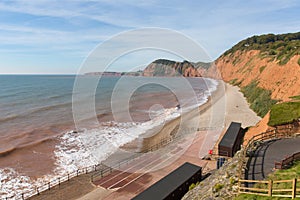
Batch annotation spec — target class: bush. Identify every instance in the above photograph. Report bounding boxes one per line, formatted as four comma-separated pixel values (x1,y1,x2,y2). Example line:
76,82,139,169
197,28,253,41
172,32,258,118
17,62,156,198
241,81,278,117
213,183,224,193
259,66,266,73
223,32,300,65
189,181,200,191
189,183,196,191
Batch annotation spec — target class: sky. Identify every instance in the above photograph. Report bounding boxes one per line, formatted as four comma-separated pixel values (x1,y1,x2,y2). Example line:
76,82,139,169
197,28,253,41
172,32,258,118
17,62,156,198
0,0,299,74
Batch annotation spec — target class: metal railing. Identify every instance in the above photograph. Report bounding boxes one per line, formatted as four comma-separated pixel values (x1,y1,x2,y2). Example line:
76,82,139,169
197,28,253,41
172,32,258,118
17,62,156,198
3,127,204,200
2,164,101,200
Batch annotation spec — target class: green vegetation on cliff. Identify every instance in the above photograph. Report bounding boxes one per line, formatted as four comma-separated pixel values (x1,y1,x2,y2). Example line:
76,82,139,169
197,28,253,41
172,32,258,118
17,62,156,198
224,32,300,65
241,81,277,117
268,101,300,126
153,59,177,65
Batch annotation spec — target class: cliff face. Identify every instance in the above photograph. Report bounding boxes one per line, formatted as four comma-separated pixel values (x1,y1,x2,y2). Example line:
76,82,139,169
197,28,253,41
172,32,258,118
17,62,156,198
143,59,202,77
214,51,300,101
212,32,300,102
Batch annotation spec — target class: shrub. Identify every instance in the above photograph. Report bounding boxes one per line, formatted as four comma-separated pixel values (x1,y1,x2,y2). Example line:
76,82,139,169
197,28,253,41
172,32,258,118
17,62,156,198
189,181,200,191
241,81,278,117
213,183,224,193
223,32,300,65
259,66,266,73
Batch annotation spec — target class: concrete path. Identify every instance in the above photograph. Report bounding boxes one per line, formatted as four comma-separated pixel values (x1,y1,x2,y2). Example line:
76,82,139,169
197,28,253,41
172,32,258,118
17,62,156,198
245,137,300,181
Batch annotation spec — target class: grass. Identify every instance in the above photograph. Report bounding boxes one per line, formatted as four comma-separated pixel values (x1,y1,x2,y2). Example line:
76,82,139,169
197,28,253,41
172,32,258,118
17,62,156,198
229,78,238,85
241,81,278,117
259,66,266,73
268,101,300,126
290,95,300,101
235,161,300,200
268,161,300,180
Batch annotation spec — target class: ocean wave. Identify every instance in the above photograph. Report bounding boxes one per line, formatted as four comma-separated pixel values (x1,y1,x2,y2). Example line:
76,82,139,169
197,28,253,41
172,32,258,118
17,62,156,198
0,77,218,198
0,114,19,123
0,136,55,158
53,106,181,175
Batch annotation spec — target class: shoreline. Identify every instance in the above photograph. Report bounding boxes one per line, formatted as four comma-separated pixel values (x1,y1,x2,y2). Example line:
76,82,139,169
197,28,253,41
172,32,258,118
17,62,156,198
106,79,225,165
135,79,225,153
28,80,262,200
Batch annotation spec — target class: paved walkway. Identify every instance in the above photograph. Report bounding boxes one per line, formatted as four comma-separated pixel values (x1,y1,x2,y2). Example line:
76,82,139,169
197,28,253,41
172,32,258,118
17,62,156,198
245,137,300,181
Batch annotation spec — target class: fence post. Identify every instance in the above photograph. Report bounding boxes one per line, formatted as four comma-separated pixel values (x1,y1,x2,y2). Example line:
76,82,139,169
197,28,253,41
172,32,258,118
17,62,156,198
58,177,60,185
37,187,40,195
48,182,51,190
268,180,273,197
68,173,70,181
22,193,24,200
292,178,297,199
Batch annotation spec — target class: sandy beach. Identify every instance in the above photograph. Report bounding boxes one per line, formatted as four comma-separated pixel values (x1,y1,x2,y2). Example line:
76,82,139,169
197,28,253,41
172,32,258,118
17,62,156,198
29,80,261,200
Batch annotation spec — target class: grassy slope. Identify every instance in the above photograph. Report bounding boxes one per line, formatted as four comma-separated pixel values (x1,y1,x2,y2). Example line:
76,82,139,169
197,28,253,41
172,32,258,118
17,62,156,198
240,81,277,117
268,101,300,126
235,161,300,200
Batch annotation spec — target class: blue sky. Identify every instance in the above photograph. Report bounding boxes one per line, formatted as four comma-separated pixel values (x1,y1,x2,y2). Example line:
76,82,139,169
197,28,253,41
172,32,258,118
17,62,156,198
0,0,299,74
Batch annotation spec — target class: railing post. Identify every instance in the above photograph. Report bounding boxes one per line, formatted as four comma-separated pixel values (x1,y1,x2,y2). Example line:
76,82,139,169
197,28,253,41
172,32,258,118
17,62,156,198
292,178,297,199
268,180,273,197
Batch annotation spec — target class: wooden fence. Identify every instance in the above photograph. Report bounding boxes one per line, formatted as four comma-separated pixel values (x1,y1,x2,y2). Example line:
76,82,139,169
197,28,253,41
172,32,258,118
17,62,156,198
275,152,300,169
239,179,300,199
237,127,300,199
238,127,298,179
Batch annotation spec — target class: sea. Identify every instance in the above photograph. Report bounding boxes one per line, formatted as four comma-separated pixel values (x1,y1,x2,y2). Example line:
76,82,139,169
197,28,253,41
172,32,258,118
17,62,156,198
0,75,218,198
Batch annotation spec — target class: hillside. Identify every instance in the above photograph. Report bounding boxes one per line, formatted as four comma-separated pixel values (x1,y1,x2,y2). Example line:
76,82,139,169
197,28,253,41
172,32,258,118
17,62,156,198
141,32,300,119
214,32,300,102
143,59,203,77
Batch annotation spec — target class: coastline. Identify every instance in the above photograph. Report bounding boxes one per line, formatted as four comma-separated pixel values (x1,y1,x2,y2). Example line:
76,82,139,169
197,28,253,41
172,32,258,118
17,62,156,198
134,79,225,153
29,80,262,200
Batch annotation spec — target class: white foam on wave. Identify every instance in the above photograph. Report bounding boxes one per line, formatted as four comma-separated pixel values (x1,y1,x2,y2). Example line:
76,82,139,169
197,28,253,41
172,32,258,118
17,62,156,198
0,168,55,199
0,78,219,198
53,106,181,174
53,78,218,174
